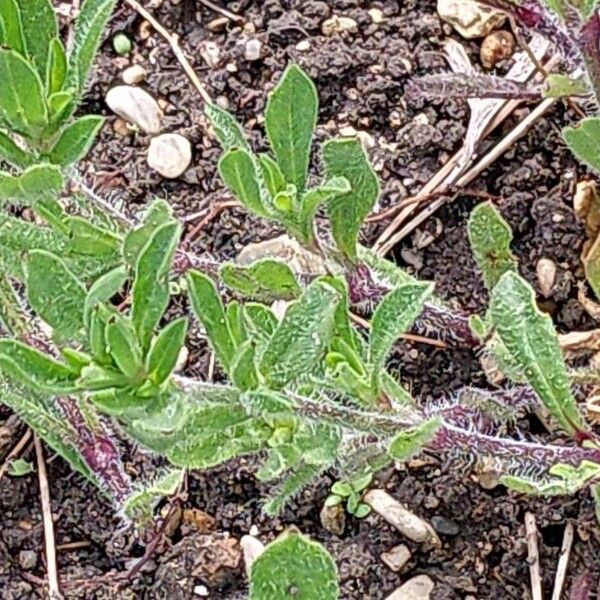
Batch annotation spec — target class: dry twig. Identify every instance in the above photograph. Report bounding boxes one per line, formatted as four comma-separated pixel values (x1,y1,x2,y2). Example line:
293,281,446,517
198,0,244,23
551,522,574,600
122,0,213,104
35,436,62,599
525,511,543,600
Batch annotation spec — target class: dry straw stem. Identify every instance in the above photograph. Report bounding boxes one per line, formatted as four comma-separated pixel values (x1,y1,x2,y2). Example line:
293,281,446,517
551,522,574,600
123,0,213,104
525,511,543,600
199,0,244,24
373,39,560,256
35,436,62,599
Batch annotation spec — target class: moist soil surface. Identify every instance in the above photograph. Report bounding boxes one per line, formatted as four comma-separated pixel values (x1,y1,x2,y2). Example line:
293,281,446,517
1,0,599,598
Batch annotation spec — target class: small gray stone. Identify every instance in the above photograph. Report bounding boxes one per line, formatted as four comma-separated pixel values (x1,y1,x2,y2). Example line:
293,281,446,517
244,38,262,61
19,550,37,570
121,64,147,85
381,544,411,572
431,515,460,536
386,575,434,600
106,85,163,133
147,133,192,179
320,503,346,536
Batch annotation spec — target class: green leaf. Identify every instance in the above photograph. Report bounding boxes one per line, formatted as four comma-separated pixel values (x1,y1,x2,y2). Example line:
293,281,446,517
219,148,270,217
243,303,278,342
353,503,371,518
88,304,113,364
47,91,74,123
563,116,600,174
45,37,67,94
187,270,236,372
0,340,77,393
0,49,48,135
489,271,587,437
0,164,64,206
0,0,25,54
259,280,341,389
26,250,86,339
0,130,33,168
468,202,517,290
220,258,301,302
122,469,183,523
265,65,318,192
8,458,34,476
132,221,181,353
368,282,433,393
323,138,379,260
66,0,116,96
123,199,173,268
331,481,352,497
78,363,131,391
297,176,351,244
543,73,589,98
388,417,442,461
83,266,127,327
105,314,144,382
230,339,259,390
225,300,246,347
205,101,251,152
46,115,104,166
146,317,188,386
259,153,286,196
250,531,339,600
67,216,120,256
16,0,58,77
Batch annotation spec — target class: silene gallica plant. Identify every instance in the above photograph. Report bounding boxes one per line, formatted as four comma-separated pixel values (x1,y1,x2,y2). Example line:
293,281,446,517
1,3,600,537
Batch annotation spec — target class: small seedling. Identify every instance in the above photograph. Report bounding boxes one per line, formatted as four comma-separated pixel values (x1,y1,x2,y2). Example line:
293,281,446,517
113,33,132,55
8,458,34,477
325,473,372,518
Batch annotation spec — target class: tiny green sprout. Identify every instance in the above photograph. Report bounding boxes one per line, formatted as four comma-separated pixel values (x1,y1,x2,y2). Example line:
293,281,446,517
326,473,372,518
8,458,35,477
113,33,132,56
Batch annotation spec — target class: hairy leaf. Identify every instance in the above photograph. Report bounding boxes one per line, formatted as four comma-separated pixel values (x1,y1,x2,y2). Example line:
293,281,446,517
388,416,442,461
297,176,351,244
220,259,301,302
67,217,120,256
123,199,173,268
146,317,188,386
105,314,143,381
122,469,183,522
323,139,379,260
47,115,104,166
187,270,236,371
230,340,259,390
66,0,116,95
258,153,286,196
46,37,67,94
250,531,339,600
489,271,587,437
219,148,269,217
83,266,127,327
132,221,181,353
468,202,517,290
26,250,86,339
563,117,600,174
0,48,47,135
265,65,318,192
258,280,340,389
205,102,251,152
0,340,77,393
16,0,58,78
369,282,433,393
0,164,63,206
0,131,33,168
0,0,25,54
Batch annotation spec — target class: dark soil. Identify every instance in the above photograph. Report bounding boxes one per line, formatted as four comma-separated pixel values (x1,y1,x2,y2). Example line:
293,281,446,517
2,0,600,598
